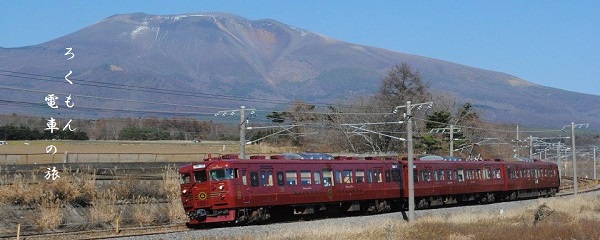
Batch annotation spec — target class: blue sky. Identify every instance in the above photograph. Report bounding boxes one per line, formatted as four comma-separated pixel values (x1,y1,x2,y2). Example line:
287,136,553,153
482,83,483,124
1,1,599,96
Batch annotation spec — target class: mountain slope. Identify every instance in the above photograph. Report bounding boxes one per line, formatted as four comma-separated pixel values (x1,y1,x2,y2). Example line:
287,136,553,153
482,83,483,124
0,12,598,128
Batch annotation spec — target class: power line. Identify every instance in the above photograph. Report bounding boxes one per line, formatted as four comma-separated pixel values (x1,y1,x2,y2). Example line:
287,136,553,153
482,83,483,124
0,98,216,116
0,69,369,109
0,85,226,111
414,117,565,134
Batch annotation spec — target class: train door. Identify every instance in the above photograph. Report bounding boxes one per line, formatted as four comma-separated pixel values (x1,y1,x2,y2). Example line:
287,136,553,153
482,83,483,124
239,169,250,204
258,168,276,204
323,169,334,201
335,169,355,200
417,166,433,195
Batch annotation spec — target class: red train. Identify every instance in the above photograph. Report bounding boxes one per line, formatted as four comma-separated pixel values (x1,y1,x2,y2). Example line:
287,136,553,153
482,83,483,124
179,153,560,226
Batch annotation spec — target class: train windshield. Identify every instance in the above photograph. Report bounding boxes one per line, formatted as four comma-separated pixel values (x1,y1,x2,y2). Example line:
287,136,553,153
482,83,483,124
209,168,236,181
180,173,191,184
194,170,207,183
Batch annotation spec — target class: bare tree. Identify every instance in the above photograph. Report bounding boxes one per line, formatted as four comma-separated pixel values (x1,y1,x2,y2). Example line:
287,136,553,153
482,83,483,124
378,63,430,107
374,63,432,153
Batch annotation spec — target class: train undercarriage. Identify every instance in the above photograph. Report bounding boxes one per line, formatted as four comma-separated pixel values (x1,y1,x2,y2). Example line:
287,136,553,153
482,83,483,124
411,187,559,209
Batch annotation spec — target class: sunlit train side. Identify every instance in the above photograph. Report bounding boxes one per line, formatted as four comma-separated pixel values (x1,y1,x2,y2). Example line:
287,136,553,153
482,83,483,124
179,154,560,226
179,154,403,225
406,158,560,209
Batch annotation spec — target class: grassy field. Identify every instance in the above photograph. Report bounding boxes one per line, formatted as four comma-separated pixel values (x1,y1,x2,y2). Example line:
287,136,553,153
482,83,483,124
257,195,600,240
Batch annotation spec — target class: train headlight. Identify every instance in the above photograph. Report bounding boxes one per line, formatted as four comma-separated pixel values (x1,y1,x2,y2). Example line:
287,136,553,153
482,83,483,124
182,189,187,194
219,185,224,190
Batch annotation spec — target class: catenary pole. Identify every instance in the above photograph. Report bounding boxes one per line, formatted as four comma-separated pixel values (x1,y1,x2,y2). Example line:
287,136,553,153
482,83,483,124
571,122,577,194
240,106,246,160
449,125,454,157
406,100,415,222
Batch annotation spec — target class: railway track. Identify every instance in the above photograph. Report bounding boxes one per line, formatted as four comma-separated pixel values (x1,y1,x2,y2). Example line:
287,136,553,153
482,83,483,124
558,176,598,194
9,224,189,240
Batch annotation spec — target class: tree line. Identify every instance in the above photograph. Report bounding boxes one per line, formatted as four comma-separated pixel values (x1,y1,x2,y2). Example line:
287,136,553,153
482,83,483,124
0,125,89,140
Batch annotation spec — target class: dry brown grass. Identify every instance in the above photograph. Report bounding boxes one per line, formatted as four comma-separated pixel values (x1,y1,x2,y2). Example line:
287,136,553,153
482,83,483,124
0,165,186,235
247,195,600,240
89,189,119,226
162,166,188,223
36,196,63,230
131,196,159,226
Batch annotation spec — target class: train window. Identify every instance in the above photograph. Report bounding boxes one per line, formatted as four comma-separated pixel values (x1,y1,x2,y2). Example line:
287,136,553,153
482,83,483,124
392,169,401,182
385,170,391,182
260,171,273,187
250,172,259,187
301,171,311,185
286,171,298,185
193,170,207,183
366,170,373,183
413,169,418,183
314,171,322,185
446,170,452,181
257,171,268,186
438,170,445,181
268,171,273,186
277,172,285,186
180,173,191,184
335,171,342,184
419,170,431,182
520,169,524,178
433,170,439,181
323,169,334,187
210,168,236,181
356,170,365,183
343,170,353,183
242,170,247,186
373,169,383,183
457,170,464,182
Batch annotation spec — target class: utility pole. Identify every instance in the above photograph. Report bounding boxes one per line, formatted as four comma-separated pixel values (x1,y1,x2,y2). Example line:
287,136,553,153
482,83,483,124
449,125,454,157
216,106,255,160
394,100,432,223
593,146,597,179
571,122,577,194
564,122,589,195
515,125,520,158
429,125,460,157
406,101,415,223
529,135,533,159
240,106,246,160
557,142,562,177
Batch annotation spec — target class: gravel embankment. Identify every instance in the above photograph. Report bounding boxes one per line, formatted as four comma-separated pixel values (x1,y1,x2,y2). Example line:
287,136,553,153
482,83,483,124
120,190,599,240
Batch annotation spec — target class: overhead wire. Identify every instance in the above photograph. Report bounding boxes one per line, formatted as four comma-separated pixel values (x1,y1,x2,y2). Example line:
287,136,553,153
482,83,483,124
0,69,388,111
0,69,399,116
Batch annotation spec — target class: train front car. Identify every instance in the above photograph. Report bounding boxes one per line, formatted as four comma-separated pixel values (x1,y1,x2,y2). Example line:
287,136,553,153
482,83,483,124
179,161,238,225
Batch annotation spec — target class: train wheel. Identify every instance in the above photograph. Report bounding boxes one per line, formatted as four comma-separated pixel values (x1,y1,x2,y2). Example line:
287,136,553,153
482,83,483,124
510,192,517,200
416,198,430,209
